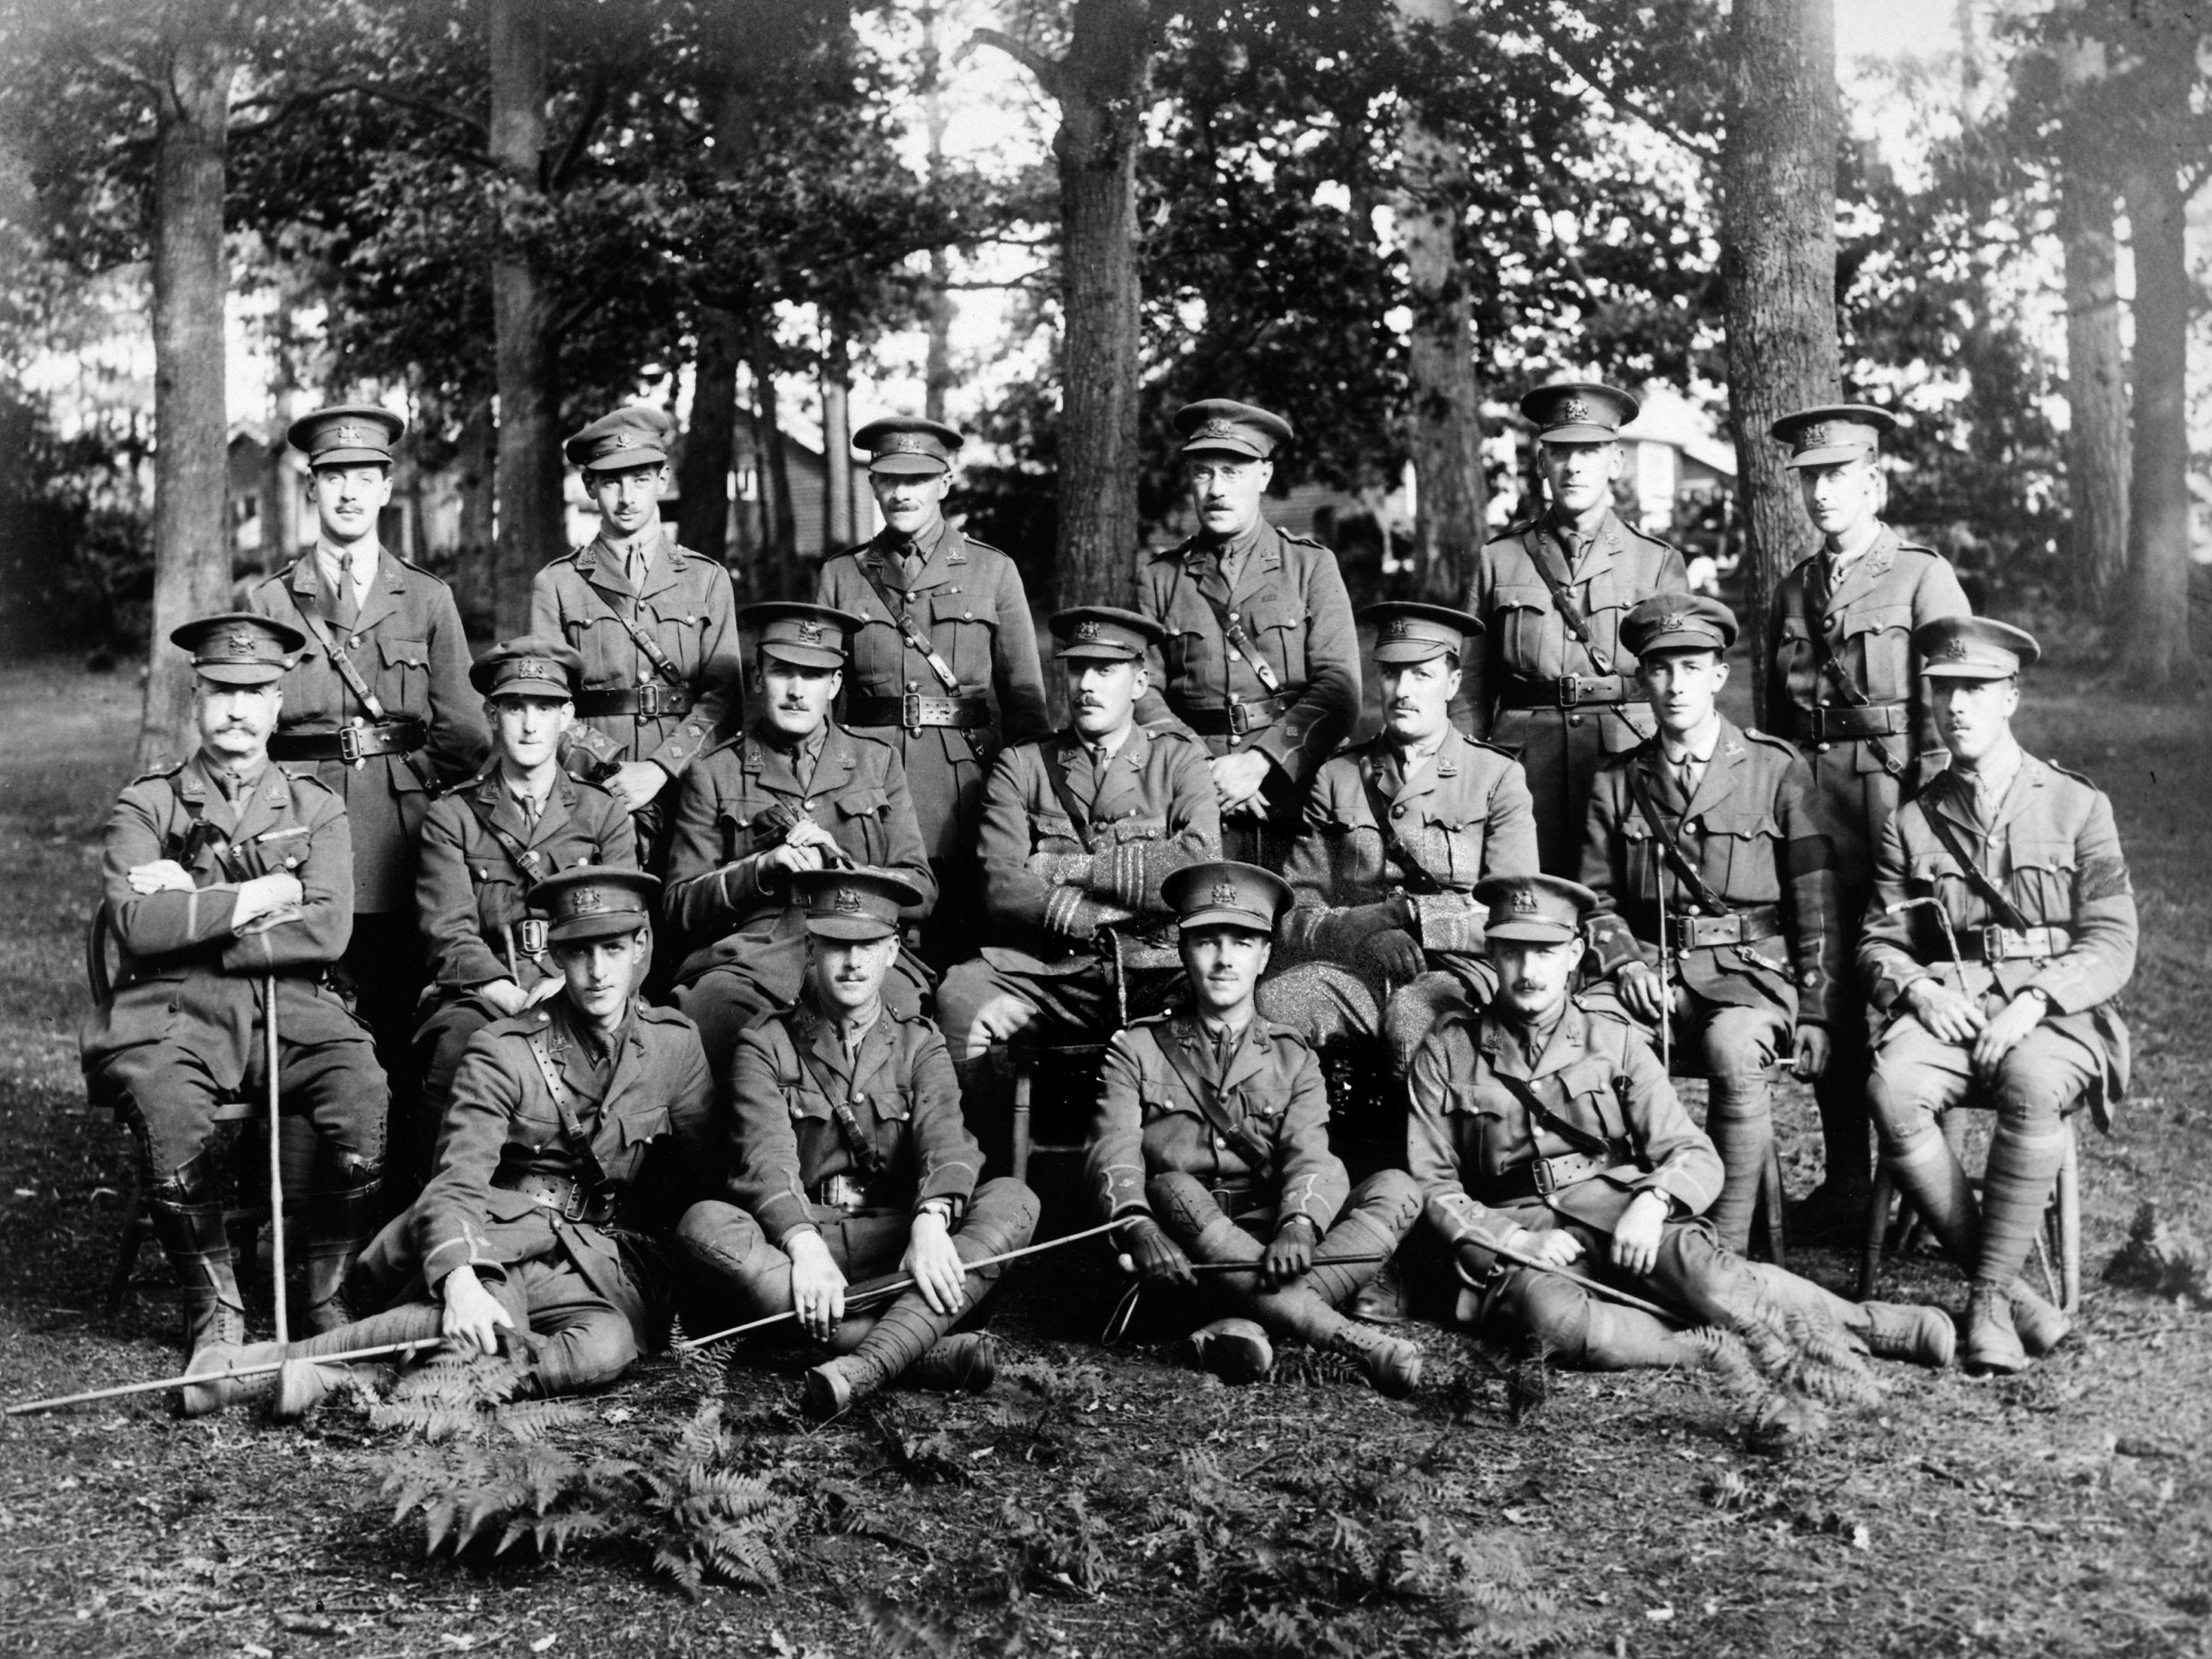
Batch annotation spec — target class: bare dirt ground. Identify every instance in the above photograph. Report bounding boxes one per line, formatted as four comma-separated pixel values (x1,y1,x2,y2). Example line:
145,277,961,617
0,655,2206,1659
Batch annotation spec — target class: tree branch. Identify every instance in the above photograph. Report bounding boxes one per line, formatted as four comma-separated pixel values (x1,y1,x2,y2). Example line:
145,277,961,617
962,26,1066,104
546,73,611,194
231,79,488,142
1496,3,1716,161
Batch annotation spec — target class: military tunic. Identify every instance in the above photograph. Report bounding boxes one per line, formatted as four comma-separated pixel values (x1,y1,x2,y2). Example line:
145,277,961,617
412,769,637,1147
1267,726,1539,1071
529,532,745,793
664,721,935,1072
1131,520,1361,863
1461,511,1687,873
936,726,1220,1058
83,755,384,1179
353,996,716,1393
814,521,1050,869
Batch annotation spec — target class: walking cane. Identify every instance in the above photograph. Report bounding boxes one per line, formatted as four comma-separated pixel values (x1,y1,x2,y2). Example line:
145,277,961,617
264,973,288,1346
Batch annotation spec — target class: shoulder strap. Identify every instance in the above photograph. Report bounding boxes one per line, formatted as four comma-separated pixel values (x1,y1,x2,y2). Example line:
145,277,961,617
1919,802,2033,930
1356,760,1448,895
1522,530,1609,672
787,1018,885,1177
525,1026,601,1174
1037,744,1097,853
1490,1070,1622,1160
578,578,684,687
460,791,549,892
1152,1030,1275,1169
1191,576,1286,695
854,558,963,695
1624,760,1732,917
1797,576,1903,777
283,588,389,720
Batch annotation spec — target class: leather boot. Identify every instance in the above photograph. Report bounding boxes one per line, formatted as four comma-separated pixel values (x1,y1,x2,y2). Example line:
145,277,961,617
300,1174,381,1336
2008,1283,2070,1357
146,1157,247,1358
1350,1262,1407,1324
1859,1300,1956,1368
906,1332,997,1393
180,1340,284,1418
181,1297,446,1416
1962,1283,2028,1375
1183,1317,1274,1384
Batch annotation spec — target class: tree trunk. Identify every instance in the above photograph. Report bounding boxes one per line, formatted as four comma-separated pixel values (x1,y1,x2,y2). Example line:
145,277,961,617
488,0,561,637
750,325,800,598
1052,0,1154,608
922,5,956,427
2117,146,2195,691
1718,0,1840,718
454,397,496,626
677,310,742,563
136,32,239,772
1394,0,1485,605
822,336,855,551
2055,171,2130,616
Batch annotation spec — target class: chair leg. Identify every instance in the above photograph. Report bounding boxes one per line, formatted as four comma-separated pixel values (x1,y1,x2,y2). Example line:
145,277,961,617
1857,1161,1894,1302
1009,1059,1034,1189
1755,1137,1788,1268
2055,1118,2082,1314
107,1162,148,1315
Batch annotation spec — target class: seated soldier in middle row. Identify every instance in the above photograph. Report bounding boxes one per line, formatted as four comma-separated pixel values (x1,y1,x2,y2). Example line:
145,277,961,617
1088,861,1425,1397
1577,595,1846,1253
937,606,1221,1122
677,868,1041,1420
665,602,935,1081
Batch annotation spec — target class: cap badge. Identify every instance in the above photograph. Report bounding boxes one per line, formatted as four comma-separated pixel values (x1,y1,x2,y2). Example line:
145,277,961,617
570,886,606,916
885,432,926,453
331,423,366,448
833,886,864,914
518,658,553,682
1194,418,1237,441
1211,881,1241,908
1943,636,1972,660
1386,617,1415,640
1558,396,1591,426
222,628,260,658
1806,423,1837,448
797,619,824,644
1658,613,1692,635
1076,620,1102,642
1510,887,1540,914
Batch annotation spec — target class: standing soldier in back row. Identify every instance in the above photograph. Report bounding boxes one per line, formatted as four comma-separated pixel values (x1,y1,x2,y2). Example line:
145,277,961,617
1763,405,1969,1233
248,406,487,1157
530,405,747,869
1132,399,1361,868
1462,382,1687,875
814,416,1049,973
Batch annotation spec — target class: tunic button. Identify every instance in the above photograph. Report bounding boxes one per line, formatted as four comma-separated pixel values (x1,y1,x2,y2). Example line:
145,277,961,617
1568,713,1584,727
1391,805,1406,819
1228,612,1239,623
1686,817,1701,833
1817,742,1833,754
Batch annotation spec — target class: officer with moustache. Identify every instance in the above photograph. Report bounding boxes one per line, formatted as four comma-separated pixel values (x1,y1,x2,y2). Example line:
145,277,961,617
1763,405,1970,1234
1461,382,1687,875
83,615,388,1355
1132,400,1361,867
665,603,934,1078
531,406,746,866
814,416,1049,971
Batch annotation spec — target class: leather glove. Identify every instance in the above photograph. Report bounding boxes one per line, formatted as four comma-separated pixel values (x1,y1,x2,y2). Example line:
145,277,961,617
1119,1217,1196,1286
1342,895,1414,941
1263,1215,1318,1288
1356,927,1425,982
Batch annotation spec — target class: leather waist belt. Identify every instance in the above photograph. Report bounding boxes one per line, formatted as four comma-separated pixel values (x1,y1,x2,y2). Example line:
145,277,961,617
811,1173,903,1213
1953,923,2072,962
1672,904,1782,949
1483,1148,1637,1204
575,684,696,720
848,692,992,732
497,1169,620,1227
269,717,426,764
1795,703,1908,742
1499,673,1645,711
1173,691,1299,738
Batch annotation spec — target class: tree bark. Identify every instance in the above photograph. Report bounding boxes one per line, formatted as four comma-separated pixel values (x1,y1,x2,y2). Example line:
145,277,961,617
2117,144,2196,690
822,335,855,550
922,5,956,427
677,310,742,562
136,31,239,771
2055,171,2130,616
488,0,561,637
1718,0,1840,718
1394,0,1485,604
454,397,496,625
750,323,800,598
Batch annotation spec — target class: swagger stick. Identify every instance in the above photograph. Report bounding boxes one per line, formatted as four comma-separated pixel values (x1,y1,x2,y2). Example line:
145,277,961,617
5,1338,443,1417
1456,1233,1684,1324
673,1220,1123,1352
265,974,289,1346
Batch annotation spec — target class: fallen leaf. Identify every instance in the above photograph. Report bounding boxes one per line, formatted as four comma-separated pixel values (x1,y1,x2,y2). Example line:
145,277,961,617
530,1638,556,1654
1647,1605,1675,1622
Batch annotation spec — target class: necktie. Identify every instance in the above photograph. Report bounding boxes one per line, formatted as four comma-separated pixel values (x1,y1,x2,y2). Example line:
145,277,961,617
793,738,819,797
899,543,924,587
1677,754,1702,802
332,551,359,632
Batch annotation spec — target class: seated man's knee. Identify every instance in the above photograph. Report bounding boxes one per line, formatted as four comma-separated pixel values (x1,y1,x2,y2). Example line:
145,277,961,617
676,1201,769,1279
1991,1045,2077,1129
1258,963,1377,1051
1347,1167,1423,1231
1500,1270,1593,1362
1696,1008,1779,1093
533,1313,639,1395
962,1176,1041,1253
1145,1172,1230,1244
1865,1063,1945,1151
1381,976,1459,1077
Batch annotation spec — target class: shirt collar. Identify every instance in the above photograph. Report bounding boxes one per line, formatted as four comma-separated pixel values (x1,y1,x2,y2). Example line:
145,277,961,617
1659,715,1723,768
315,539,378,588
1955,735,2025,804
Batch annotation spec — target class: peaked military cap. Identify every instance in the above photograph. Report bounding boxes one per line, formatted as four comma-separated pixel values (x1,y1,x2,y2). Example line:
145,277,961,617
1363,601,1483,666
1520,381,1638,443
566,405,674,472
1163,860,1293,935
792,866,923,941
743,601,860,670
1622,594,1738,658
471,635,584,700
1474,872,1598,945
855,415,962,476
1051,606,1164,663
536,866,660,946
1173,399,1293,461
287,404,405,468
1915,616,2041,680
1770,403,1896,469
172,612,306,687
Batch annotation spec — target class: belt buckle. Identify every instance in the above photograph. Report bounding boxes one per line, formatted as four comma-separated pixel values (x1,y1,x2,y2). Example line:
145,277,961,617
1978,924,2007,961
517,917,547,956
1227,699,1253,737
1530,1157,1557,1197
900,690,923,732
336,721,372,765
822,1174,863,1211
1555,677,1582,709
635,683,664,719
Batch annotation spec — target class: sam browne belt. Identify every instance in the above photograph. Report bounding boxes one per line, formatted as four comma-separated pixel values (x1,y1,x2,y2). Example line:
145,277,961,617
270,716,427,764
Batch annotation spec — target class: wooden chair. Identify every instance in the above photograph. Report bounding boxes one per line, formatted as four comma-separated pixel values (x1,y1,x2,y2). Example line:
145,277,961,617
1663,1055,1792,1268
1007,933,1133,1187
1857,1099,2082,1313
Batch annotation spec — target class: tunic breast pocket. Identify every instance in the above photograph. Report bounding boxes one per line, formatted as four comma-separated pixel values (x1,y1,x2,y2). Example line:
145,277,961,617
1412,808,1490,884
1694,807,1781,900
833,787,893,859
378,635,431,714
927,590,993,685
1491,584,1553,671
1239,589,1305,678
2003,836,2076,921
644,606,709,668
1842,603,1914,702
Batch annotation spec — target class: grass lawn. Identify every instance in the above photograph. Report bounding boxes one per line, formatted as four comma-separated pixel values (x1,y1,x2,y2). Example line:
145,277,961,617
0,653,2207,1658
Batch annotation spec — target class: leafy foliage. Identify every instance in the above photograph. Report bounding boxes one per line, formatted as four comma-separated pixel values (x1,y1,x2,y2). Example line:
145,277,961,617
631,1401,798,1597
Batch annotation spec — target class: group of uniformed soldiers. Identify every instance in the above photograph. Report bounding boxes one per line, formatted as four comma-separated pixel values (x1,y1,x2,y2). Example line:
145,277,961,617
83,379,2135,1423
